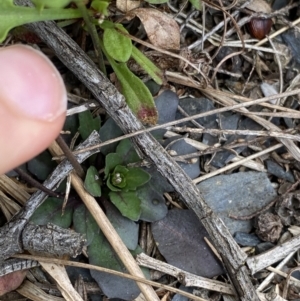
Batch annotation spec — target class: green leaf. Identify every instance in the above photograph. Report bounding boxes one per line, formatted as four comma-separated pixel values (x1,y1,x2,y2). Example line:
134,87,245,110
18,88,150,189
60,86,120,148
116,139,140,165
63,114,79,137
103,26,132,62
114,165,128,175
100,19,114,29
107,165,128,190
189,0,202,10
84,166,102,197
104,200,139,250
73,204,97,243
78,110,101,141
131,45,163,85
112,165,128,186
91,0,110,16
136,167,171,222
0,1,82,43
107,174,122,192
99,118,123,156
30,197,73,228
109,191,141,221
100,39,157,125
27,150,56,181
112,62,158,125
125,168,151,191
73,203,140,299
104,153,123,178
32,0,72,10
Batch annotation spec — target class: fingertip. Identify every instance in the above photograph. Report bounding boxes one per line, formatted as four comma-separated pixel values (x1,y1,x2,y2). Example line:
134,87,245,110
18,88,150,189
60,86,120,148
0,45,67,174
0,113,65,175
0,45,67,121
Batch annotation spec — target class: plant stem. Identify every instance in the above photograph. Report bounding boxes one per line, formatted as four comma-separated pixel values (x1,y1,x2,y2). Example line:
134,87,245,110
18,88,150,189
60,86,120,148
56,135,85,178
14,167,62,198
75,0,106,75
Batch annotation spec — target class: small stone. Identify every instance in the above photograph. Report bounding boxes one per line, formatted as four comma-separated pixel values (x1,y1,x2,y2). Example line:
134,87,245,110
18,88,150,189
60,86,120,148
155,90,179,124
152,209,224,278
281,27,300,67
266,160,295,183
166,138,200,179
255,242,275,254
197,172,277,235
234,232,262,247
176,97,218,127
172,285,194,301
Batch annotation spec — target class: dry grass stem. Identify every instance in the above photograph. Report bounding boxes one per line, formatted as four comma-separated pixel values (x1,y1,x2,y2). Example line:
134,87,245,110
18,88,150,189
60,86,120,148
193,143,282,183
13,254,207,301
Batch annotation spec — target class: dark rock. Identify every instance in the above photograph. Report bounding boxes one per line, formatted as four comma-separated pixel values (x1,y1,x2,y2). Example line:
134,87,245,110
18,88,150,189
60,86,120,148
238,117,262,132
266,160,295,183
155,90,179,124
197,172,277,235
281,28,300,67
145,79,161,95
172,285,194,301
99,118,123,155
165,138,201,179
234,232,262,247
255,242,275,254
176,97,218,128
66,255,94,283
272,0,289,10
152,90,179,138
152,209,224,278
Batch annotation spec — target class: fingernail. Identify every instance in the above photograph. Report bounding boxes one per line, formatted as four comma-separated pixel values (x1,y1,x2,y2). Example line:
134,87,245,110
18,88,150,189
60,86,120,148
0,45,67,121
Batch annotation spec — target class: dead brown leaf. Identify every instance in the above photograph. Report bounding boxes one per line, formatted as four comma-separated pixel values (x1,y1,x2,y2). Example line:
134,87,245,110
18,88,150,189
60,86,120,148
116,0,140,13
126,8,180,50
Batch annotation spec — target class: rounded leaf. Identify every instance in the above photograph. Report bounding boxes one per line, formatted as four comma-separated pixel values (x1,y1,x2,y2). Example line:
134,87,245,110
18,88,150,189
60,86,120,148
103,27,132,62
91,0,109,15
109,191,141,221
30,197,73,228
84,166,102,197
104,153,123,178
125,168,151,190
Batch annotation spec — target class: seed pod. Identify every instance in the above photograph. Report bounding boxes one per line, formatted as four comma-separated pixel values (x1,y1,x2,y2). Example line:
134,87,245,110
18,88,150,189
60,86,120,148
247,17,273,39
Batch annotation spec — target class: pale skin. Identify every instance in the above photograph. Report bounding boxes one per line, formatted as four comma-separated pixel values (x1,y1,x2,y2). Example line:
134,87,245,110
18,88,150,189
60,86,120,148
0,45,66,295
0,45,67,174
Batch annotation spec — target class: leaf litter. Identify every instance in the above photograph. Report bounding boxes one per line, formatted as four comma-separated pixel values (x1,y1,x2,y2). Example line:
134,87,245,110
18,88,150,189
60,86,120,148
1,0,300,300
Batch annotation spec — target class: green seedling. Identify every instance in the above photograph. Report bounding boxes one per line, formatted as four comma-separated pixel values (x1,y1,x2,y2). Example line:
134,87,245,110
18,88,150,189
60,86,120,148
102,24,132,62
0,0,82,43
104,152,151,221
84,166,102,197
7,1,163,125
100,22,163,124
